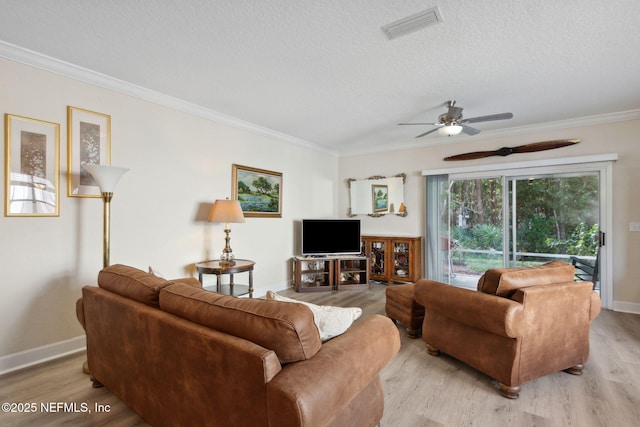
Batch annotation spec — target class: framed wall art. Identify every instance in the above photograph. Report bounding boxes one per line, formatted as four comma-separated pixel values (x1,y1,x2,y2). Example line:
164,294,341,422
67,106,111,197
372,184,389,213
4,114,60,217
232,164,282,218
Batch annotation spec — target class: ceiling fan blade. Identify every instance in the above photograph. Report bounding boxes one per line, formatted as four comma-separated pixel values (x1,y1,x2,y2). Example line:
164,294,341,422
461,124,481,135
415,127,441,138
461,112,513,124
398,122,439,126
444,139,580,161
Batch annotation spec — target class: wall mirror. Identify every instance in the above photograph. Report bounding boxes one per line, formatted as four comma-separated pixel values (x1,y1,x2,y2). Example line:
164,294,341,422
348,173,407,217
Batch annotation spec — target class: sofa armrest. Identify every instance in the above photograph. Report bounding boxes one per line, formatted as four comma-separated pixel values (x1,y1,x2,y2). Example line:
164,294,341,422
266,314,400,427
591,291,601,321
76,297,86,330
511,281,601,327
414,280,524,338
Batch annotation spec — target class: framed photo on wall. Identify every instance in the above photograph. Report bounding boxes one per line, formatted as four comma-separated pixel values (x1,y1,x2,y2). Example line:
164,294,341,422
4,114,60,217
67,106,111,197
232,164,282,218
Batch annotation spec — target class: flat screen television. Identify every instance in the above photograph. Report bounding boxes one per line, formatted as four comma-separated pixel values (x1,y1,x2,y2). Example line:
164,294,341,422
301,219,361,256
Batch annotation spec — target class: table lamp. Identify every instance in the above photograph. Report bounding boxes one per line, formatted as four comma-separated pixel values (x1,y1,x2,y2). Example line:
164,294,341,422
208,198,245,266
83,164,129,268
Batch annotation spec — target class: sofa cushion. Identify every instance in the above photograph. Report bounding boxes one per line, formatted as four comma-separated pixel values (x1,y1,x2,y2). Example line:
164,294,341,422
97,264,201,308
98,264,175,308
266,291,362,341
159,283,322,364
477,261,575,298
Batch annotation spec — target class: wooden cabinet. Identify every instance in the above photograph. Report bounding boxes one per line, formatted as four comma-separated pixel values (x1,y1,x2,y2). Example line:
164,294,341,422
293,256,369,292
361,235,422,284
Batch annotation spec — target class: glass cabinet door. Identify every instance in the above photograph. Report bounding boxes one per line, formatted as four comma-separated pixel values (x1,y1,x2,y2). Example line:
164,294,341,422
392,240,411,279
368,240,387,278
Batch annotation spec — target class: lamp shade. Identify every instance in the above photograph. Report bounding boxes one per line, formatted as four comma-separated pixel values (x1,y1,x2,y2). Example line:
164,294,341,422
208,199,245,223
83,164,129,192
438,124,463,137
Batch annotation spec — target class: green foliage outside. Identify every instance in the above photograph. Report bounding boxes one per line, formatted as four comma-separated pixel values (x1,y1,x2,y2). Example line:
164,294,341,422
446,175,599,274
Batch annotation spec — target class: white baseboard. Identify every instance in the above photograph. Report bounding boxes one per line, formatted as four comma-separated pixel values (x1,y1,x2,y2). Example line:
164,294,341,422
612,300,640,315
0,335,86,376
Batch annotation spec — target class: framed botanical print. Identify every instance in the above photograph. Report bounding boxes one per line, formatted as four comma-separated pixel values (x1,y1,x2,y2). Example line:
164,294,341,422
232,164,282,218
67,106,111,197
4,114,60,216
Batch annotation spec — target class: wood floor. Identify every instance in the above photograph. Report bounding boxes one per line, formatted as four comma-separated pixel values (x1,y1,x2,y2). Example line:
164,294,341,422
1,283,639,426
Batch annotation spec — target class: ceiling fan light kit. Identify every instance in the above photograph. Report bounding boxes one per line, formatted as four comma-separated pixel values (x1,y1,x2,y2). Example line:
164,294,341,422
438,124,463,136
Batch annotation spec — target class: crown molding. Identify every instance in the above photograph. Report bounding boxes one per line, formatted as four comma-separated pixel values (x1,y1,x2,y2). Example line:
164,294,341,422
0,41,338,157
2,40,638,159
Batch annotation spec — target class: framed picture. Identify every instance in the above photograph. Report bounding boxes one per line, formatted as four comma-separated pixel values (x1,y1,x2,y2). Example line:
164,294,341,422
372,184,388,213
232,164,282,218
4,114,60,217
67,106,111,197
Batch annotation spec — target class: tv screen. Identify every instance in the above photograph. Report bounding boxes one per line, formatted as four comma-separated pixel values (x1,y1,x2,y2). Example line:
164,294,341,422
301,219,361,256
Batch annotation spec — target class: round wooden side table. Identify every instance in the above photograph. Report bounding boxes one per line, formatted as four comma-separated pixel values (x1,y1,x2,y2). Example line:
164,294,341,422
196,259,255,297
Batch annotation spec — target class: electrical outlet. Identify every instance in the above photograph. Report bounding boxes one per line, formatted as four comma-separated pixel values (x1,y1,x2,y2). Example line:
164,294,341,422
630,222,640,232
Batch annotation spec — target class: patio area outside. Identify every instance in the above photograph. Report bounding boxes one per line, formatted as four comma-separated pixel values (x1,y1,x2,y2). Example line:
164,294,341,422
445,248,598,291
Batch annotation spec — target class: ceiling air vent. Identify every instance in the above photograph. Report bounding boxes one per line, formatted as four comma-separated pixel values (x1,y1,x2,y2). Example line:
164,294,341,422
381,6,443,40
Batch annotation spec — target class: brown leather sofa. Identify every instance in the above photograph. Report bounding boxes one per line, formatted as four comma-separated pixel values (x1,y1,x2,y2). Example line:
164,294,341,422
76,264,400,426
414,261,601,399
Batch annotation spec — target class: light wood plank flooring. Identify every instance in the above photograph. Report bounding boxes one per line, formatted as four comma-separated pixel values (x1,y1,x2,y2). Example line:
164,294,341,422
1,283,638,426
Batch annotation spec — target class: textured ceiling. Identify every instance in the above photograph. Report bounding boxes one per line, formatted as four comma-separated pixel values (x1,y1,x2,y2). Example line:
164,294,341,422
1,0,640,155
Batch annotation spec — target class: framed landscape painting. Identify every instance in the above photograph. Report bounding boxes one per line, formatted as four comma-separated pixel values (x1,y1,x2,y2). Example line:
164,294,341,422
232,164,282,218
4,114,60,216
67,106,111,197
372,184,388,213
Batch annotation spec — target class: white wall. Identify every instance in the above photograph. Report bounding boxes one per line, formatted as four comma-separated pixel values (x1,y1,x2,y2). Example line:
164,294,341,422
0,58,338,369
340,119,640,313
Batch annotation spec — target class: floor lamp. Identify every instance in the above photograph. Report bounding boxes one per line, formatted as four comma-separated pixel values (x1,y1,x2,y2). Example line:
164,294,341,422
81,165,128,376
83,164,129,268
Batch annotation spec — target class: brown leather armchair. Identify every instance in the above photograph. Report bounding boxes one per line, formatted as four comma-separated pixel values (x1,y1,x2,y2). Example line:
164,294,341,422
414,261,601,399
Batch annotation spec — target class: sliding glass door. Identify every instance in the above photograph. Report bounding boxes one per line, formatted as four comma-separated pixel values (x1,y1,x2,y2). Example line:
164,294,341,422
447,177,504,287
506,173,600,289
428,168,602,292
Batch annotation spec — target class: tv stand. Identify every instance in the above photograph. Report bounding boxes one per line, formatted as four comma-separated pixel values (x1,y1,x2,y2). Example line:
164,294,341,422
293,256,369,292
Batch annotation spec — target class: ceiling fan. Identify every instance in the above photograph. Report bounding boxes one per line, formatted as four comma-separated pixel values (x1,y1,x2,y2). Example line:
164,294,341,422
398,100,513,138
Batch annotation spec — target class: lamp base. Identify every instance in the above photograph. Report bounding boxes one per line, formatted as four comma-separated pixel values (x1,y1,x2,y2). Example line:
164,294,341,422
219,251,236,266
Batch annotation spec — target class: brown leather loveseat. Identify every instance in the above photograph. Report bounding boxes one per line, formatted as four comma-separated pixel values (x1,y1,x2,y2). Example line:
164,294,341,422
414,261,601,398
77,264,400,426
